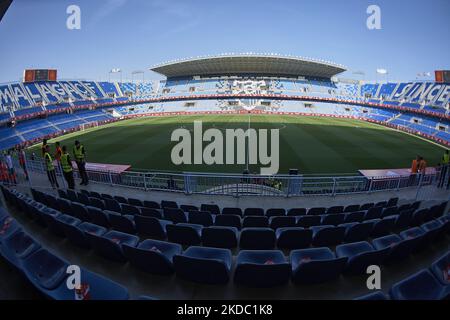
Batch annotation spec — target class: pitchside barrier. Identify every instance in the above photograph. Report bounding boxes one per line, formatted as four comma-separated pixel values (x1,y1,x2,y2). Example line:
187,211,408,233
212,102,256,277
2,154,448,199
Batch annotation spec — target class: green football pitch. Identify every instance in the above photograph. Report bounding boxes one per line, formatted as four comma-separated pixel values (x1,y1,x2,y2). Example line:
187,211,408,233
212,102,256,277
30,114,445,175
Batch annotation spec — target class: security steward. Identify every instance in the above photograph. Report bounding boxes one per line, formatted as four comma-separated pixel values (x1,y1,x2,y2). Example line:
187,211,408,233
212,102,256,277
439,149,450,188
73,140,89,186
60,145,75,189
44,145,59,189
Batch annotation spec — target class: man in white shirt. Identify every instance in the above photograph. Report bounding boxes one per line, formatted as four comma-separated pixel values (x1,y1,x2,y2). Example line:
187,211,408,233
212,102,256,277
5,150,16,185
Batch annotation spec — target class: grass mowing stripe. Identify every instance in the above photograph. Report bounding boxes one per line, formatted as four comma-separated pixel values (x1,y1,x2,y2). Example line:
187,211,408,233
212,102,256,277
28,115,444,174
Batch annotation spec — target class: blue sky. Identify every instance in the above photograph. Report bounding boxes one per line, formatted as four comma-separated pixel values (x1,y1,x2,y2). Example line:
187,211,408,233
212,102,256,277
0,0,449,83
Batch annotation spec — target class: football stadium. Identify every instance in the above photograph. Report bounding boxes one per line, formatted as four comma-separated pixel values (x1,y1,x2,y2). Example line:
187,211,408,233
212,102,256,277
0,0,449,306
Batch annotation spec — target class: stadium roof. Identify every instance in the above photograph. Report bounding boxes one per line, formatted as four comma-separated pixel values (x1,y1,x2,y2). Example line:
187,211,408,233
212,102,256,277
150,53,346,79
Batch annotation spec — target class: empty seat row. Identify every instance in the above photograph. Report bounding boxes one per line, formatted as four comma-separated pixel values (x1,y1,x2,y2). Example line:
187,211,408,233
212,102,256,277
0,199,129,300
22,189,450,250
31,190,447,235
6,187,450,292
54,189,402,217
14,194,449,284
356,251,450,300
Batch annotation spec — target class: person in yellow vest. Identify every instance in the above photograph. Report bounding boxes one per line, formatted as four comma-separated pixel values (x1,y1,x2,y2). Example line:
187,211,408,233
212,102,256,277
73,140,89,186
439,150,450,188
60,145,74,189
44,145,59,189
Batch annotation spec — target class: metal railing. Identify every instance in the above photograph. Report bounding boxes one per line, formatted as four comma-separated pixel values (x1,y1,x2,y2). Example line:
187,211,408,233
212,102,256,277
4,154,445,198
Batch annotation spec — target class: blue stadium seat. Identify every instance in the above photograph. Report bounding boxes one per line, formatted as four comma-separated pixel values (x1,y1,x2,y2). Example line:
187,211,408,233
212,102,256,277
296,215,321,227
387,197,399,207
214,214,241,229
22,249,69,291
326,206,344,214
88,230,139,262
375,201,387,207
143,200,161,209
163,207,187,224
57,198,73,216
269,216,296,229
134,215,171,239
50,214,81,237
354,291,389,300
222,207,243,216
188,210,214,226
308,207,326,216
344,204,360,213
234,250,291,287
438,216,450,234
89,197,105,210
244,208,264,216
101,193,113,200
240,227,276,249
321,214,345,226
276,227,312,249
201,226,238,248
105,199,122,213
71,202,90,221
290,247,347,284
66,189,78,203
174,246,232,284
0,216,21,241
36,207,60,228
395,209,414,229
161,200,178,209
369,216,396,237
45,194,59,210
89,191,102,199
139,207,163,219
382,206,398,218
121,204,140,216
311,225,345,246
180,204,198,212
86,206,110,228
106,211,136,234
76,193,91,206
200,204,220,215
336,241,389,274
342,221,373,243
166,223,202,246
364,206,383,220
410,208,427,226
123,239,182,275
344,211,365,223
54,268,130,300
399,227,426,251
372,234,414,263
57,189,68,200
63,222,107,248
1,230,41,269
128,198,143,207
360,203,374,211
243,216,269,228
389,269,450,300
421,220,444,242
287,208,306,216
266,208,286,217
113,195,128,204
430,251,449,286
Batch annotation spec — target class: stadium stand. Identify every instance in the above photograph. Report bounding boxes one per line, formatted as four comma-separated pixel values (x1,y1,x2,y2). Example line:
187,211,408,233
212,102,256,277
1,185,448,299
